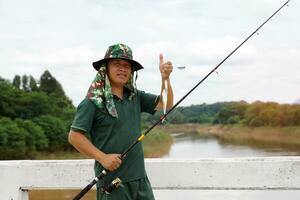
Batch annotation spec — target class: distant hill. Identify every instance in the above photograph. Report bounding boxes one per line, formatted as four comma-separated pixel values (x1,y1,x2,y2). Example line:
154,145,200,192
142,100,300,127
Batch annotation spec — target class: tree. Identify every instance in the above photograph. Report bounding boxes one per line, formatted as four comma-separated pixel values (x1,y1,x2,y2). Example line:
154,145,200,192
169,110,186,124
0,118,27,159
29,75,38,92
12,75,21,89
0,78,22,118
39,70,65,96
33,115,68,151
16,92,53,119
214,101,247,124
15,119,48,151
22,75,30,92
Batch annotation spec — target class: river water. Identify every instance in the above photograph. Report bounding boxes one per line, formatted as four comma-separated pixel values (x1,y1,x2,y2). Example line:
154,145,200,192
153,132,300,200
163,132,300,158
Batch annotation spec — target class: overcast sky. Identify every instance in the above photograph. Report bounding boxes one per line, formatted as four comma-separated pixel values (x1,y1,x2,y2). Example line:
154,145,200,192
1,0,299,106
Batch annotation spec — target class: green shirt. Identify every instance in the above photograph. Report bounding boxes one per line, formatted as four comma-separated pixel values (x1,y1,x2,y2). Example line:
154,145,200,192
71,89,159,186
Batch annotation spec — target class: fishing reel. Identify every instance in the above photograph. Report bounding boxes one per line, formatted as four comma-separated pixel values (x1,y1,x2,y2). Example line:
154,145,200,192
101,177,122,194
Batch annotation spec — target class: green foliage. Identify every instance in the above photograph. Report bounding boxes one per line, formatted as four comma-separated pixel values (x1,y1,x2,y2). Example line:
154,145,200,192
12,75,21,89
243,101,300,127
29,75,39,91
142,100,300,128
0,71,75,159
39,70,65,96
214,101,247,124
142,102,232,124
17,92,53,119
0,117,27,159
0,78,23,118
33,115,68,151
227,115,240,124
142,129,173,158
15,119,48,151
0,117,48,159
22,75,29,92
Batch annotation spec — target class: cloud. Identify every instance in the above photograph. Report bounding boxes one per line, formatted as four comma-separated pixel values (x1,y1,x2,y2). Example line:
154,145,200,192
14,46,95,66
0,0,299,106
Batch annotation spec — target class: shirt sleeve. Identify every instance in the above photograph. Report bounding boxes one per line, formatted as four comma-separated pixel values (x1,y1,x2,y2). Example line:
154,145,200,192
70,98,96,134
138,90,160,114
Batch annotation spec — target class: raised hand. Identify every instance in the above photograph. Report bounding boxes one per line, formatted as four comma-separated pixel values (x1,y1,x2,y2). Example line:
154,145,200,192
159,53,173,80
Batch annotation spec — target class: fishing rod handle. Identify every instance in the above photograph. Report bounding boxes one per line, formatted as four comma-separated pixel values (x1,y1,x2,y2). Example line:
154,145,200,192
73,169,107,200
73,180,96,200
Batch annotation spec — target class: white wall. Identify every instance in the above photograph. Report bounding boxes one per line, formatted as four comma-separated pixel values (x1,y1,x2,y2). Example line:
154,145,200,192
1,157,300,200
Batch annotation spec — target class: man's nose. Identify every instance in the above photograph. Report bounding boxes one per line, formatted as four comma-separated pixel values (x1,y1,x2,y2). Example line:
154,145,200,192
118,65,129,71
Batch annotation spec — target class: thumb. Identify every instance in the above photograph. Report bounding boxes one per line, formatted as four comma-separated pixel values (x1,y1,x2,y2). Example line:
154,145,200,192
159,53,164,65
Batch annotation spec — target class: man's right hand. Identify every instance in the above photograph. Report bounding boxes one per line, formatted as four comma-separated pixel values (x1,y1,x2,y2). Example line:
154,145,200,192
100,154,122,171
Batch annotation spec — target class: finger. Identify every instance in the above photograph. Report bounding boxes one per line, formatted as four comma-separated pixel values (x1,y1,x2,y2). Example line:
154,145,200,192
159,53,164,65
164,65,173,71
165,68,173,73
165,61,172,65
116,159,122,165
117,155,122,162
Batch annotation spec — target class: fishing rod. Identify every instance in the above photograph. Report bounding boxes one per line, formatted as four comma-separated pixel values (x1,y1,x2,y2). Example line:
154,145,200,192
73,1,290,199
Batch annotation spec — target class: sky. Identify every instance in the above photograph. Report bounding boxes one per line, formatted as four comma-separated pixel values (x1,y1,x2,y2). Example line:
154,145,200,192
0,0,299,106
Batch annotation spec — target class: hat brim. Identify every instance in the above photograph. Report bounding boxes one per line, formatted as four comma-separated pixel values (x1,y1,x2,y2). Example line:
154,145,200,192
92,58,144,71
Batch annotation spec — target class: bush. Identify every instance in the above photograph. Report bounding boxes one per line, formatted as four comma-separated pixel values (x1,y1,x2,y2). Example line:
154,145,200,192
15,119,48,151
0,118,49,159
33,115,68,151
227,115,240,124
0,118,27,159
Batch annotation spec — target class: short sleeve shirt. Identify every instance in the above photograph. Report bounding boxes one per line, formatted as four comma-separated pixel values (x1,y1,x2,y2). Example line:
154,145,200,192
71,89,159,186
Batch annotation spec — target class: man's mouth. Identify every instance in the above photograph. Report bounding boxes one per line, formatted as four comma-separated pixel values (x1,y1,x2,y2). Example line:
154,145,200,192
117,74,127,79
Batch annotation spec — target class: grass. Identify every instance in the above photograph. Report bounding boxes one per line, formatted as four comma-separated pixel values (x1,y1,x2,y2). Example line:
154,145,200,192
30,150,89,160
142,128,173,158
211,125,300,151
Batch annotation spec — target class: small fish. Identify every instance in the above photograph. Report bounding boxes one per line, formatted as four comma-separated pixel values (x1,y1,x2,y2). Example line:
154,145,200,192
161,80,168,123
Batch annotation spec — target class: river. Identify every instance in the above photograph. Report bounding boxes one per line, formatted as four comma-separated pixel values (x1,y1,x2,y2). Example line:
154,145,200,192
163,132,300,158
153,132,300,200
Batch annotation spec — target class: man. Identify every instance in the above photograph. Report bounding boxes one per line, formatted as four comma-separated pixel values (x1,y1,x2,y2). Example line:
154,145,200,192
68,43,173,200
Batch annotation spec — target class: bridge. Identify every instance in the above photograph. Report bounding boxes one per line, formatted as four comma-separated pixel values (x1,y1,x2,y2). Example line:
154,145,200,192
1,157,300,200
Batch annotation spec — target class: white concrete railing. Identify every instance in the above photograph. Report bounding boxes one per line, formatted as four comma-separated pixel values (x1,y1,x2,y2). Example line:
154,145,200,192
1,157,300,200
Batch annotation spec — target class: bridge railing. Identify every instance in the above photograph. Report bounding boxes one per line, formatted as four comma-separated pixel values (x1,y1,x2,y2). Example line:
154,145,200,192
1,157,300,200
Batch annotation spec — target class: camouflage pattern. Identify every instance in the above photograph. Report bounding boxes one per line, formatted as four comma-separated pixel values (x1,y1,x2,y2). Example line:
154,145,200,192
104,43,133,60
86,63,136,118
92,43,143,71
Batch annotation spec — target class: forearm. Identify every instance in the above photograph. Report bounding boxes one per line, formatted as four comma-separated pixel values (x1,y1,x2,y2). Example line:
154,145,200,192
69,130,122,171
156,77,174,110
68,130,106,163
162,77,173,109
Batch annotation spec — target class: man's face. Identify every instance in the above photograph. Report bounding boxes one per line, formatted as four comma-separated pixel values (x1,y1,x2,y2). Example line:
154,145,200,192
107,59,132,87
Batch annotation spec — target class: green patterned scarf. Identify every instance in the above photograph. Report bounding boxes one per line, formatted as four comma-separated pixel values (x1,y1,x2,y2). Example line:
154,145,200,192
86,63,136,118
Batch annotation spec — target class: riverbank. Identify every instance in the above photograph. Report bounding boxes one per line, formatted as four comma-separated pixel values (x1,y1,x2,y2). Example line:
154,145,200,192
143,129,173,157
157,123,300,153
31,129,173,159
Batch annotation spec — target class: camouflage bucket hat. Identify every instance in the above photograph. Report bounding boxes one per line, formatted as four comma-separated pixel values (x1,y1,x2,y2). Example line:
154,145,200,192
92,43,144,71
